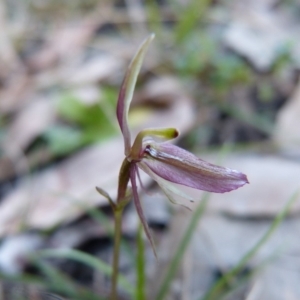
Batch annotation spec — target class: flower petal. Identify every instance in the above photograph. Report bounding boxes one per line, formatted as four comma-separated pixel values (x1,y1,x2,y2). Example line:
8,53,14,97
116,34,155,155
138,161,194,209
142,143,249,193
137,161,194,202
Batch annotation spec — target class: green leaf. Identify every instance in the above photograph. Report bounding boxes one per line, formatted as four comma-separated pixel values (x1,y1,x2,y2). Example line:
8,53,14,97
44,125,85,155
174,0,211,43
56,92,116,143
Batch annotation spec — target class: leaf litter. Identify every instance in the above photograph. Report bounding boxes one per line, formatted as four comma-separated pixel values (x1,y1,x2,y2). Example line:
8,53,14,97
0,0,300,299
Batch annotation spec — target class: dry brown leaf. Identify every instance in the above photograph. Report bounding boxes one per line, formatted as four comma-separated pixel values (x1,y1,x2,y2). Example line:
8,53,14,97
66,55,124,85
207,154,300,216
222,2,300,71
0,139,124,236
0,1,22,71
0,74,32,114
26,3,113,72
135,76,186,106
223,10,286,71
4,98,56,151
149,209,300,299
0,98,56,181
249,264,300,300
273,79,300,157
0,233,44,275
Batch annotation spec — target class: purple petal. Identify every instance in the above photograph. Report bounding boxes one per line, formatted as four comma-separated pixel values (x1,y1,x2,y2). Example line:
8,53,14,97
130,164,157,256
138,162,193,209
116,34,155,155
142,143,249,193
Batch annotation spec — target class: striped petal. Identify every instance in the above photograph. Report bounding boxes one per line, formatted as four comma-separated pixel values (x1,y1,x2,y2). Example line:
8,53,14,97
138,161,195,208
142,143,249,193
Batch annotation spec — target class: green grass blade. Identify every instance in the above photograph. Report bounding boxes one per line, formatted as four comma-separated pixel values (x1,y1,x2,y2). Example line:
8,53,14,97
200,190,299,300
58,193,136,264
219,247,284,300
155,193,210,300
145,0,163,37
174,0,211,43
37,249,134,296
83,204,135,263
135,224,146,300
33,259,102,300
218,102,274,136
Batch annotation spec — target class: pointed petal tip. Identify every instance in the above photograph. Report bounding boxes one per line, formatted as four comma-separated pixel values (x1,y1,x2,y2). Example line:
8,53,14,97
243,174,250,185
142,142,250,194
219,171,249,193
117,33,156,154
234,169,249,185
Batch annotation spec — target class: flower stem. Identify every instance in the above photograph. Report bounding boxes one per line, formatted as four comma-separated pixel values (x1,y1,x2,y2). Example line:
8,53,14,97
110,158,132,299
111,208,124,300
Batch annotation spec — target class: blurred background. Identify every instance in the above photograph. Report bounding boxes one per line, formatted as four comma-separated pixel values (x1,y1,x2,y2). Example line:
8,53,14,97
0,0,300,299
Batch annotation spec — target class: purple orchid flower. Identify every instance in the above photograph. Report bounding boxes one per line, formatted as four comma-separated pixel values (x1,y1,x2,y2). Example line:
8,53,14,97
116,34,248,252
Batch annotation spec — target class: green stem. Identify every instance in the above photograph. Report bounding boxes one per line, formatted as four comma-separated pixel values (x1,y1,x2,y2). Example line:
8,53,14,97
111,208,124,300
136,224,146,300
110,158,132,299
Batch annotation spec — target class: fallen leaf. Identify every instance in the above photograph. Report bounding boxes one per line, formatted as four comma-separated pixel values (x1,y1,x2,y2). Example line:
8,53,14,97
273,79,300,157
223,11,286,71
4,98,56,151
207,154,300,216
65,54,124,86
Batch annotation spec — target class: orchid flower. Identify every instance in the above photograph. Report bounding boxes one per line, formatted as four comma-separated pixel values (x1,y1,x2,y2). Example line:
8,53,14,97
116,34,248,252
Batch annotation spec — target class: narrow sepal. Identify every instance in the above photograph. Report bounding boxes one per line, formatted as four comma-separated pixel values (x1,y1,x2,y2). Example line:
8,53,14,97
116,34,155,156
130,164,157,257
96,186,116,210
